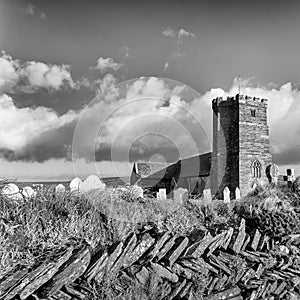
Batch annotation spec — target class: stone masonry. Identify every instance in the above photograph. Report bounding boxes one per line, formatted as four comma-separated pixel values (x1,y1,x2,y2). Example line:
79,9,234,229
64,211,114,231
1,219,300,299
211,94,272,197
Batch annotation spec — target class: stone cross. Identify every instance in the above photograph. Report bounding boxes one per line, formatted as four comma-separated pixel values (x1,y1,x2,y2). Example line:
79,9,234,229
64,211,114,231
223,186,230,203
157,188,167,200
173,188,188,202
203,189,212,203
287,169,296,187
235,187,241,200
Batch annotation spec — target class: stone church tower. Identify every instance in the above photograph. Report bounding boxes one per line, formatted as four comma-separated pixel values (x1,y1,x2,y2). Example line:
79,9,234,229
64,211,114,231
211,94,272,197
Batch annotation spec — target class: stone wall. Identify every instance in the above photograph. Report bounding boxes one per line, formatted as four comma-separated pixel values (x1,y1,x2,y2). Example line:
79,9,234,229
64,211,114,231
1,219,300,299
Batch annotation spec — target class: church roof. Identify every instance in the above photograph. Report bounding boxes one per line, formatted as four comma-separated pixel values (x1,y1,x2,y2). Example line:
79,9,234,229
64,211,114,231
133,162,171,178
136,152,212,188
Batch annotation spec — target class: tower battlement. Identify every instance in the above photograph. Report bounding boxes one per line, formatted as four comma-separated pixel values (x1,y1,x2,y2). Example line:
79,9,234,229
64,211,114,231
212,94,268,107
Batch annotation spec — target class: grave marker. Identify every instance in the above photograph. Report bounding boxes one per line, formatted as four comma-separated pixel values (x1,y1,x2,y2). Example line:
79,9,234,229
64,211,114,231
287,169,296,187
235,187,241,200
80,175,106,193
157,188,167,200
223,186,230,203
55,184,66,196
70,177,82,192
173,188,188,202
2,183,23,201
203,189,212,203
22,186,37,199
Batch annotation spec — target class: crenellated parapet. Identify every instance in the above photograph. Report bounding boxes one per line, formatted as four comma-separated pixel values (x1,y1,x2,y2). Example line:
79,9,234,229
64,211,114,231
212,94,268,108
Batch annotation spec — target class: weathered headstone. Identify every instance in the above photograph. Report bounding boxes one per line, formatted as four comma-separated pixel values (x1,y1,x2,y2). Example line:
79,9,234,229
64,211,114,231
2,183,23,201
235,187,241,200
173,188,188,202
69,177,82,192
203,189,212,203
22,186,37,199
157,188,167,200
55,184,66,196
270,164,279,185
223,186,230,203
79,175,106,193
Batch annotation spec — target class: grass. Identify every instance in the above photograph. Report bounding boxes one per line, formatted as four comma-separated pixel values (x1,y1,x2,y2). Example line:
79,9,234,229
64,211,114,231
1,184,300,298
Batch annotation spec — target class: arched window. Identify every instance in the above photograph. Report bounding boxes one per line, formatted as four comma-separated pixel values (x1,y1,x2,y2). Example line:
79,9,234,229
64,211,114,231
252,160,261,178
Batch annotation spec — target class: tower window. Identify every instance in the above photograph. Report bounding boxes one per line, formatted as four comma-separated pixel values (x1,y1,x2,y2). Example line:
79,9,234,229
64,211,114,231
250,109,256,117
252,160,261,178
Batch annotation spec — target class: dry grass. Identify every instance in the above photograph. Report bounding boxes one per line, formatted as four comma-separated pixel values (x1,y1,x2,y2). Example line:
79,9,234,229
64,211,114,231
1,183,300,295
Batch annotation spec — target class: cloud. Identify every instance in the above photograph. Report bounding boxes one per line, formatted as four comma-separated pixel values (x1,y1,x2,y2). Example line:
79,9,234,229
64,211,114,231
1,74,300,175
21,61,74,91
72,77,209,165
0,52,74,93
162,27,195,71
119,46,132,59
92,57,123,72
162,27,176,38
22,3,35,15
178,28,195,40
21,3,46,20
162,27,195,44
0,94,77,161
196,78,300,166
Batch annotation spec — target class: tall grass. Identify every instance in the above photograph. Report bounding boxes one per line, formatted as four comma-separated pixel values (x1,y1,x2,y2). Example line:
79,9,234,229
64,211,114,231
1,184,300,278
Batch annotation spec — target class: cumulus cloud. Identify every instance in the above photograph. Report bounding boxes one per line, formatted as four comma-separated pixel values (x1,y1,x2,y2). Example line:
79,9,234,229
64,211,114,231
92,57,123,72
0,52,74,93
0,94,77,161
72,77,209,166
193,77,300,166
1,75,300,175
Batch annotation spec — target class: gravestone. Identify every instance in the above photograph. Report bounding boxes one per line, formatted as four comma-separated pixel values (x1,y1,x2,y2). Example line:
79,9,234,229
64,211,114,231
270,164,279,185
203,189,212,203
79,175,106,193
2,183,23,201
173,188,188,202
69,177,82,192
235,187,241,200
22,186,37,199
55,184,66,196
157,188,167,200
223,186,230,203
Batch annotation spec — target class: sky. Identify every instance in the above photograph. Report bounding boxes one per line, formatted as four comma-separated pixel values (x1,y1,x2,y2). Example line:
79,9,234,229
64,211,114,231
1,0,300,180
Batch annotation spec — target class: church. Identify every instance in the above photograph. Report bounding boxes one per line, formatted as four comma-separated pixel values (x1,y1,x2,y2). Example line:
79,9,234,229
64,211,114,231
130,94,272,198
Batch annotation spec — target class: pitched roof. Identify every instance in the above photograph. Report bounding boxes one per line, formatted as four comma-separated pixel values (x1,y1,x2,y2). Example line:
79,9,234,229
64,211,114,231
138,152,212,188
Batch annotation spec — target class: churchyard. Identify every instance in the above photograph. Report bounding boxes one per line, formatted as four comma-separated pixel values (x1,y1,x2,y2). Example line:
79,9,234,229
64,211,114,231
1,171,300,299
